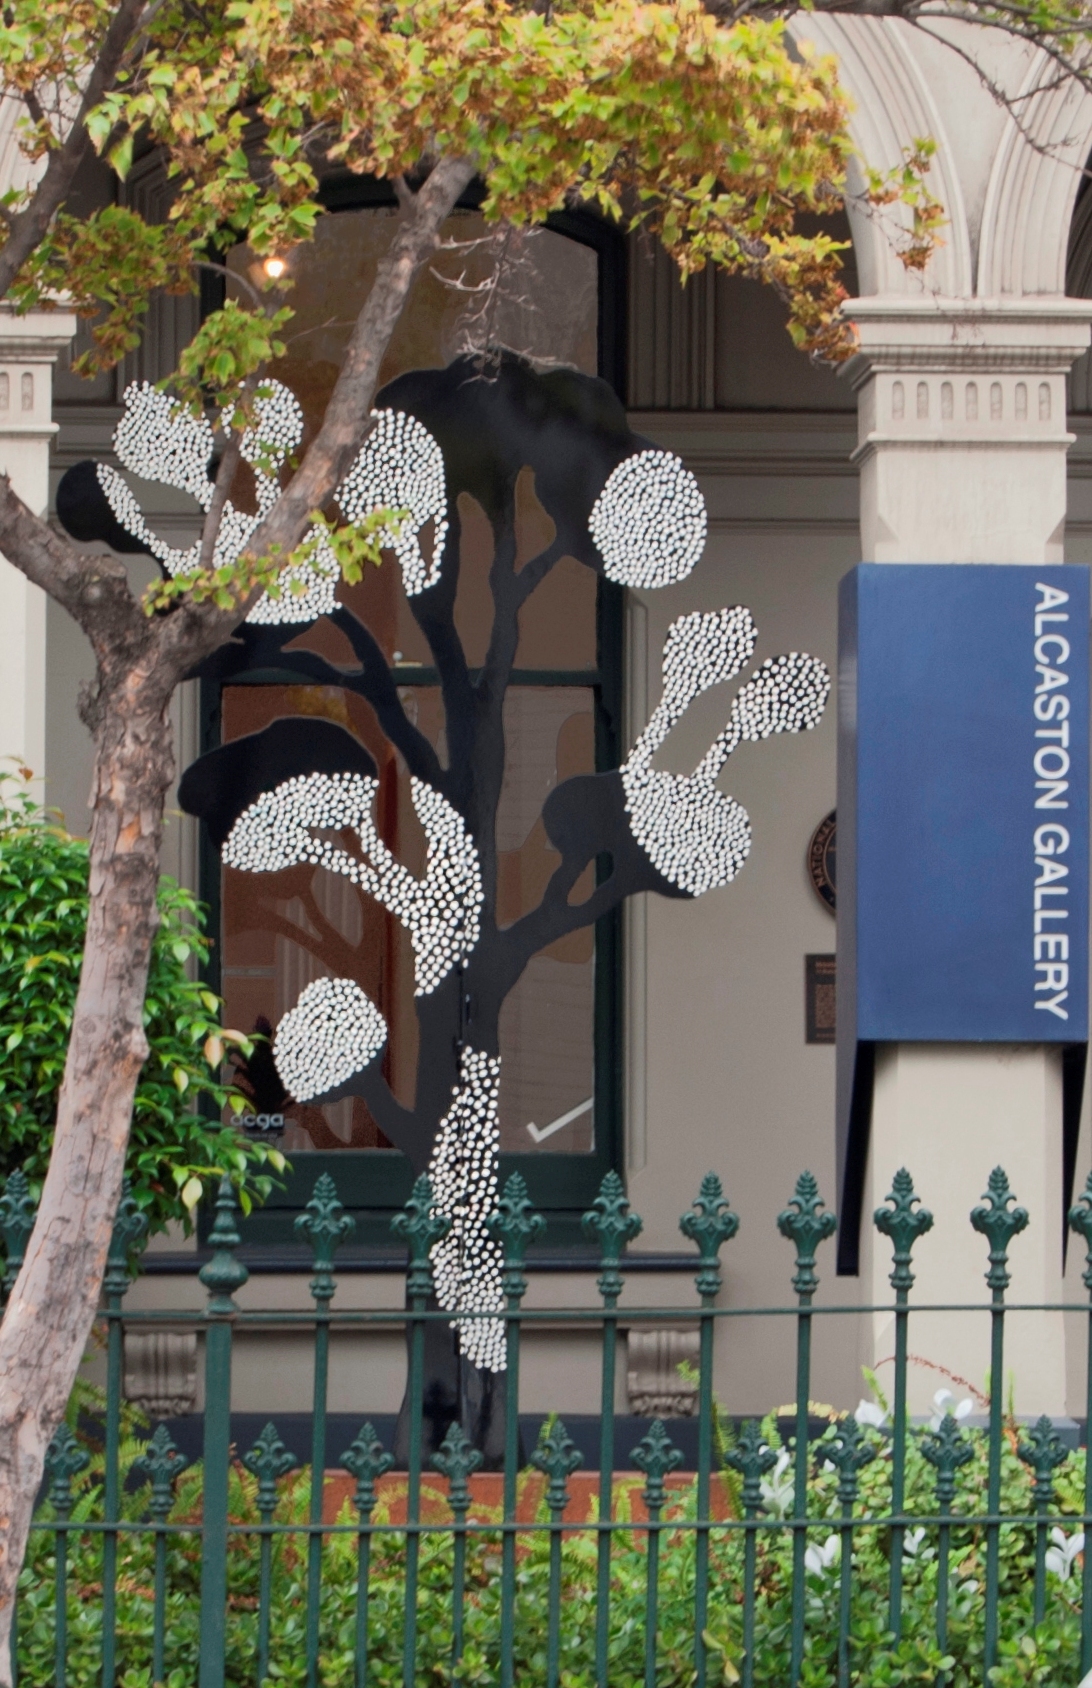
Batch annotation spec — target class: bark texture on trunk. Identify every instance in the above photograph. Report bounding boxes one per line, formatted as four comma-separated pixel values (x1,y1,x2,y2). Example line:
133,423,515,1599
0,679,175,1681
0,154,475,1682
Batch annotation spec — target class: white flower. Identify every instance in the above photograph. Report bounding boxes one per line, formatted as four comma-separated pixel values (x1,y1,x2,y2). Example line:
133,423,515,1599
759,1450,794,1519
929,1389,974,1431
854,1399,888,1429
1045,1526,1084,1580
805,1536,841,1577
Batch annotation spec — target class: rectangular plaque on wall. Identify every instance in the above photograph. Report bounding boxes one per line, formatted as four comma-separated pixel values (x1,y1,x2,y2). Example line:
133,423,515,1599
806,954,836,1044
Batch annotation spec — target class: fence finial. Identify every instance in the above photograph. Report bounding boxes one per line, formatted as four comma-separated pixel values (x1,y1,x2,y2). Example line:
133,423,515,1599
44,1422,89,1519
970,1167,1028,1292
392,1174,450,1301
1017,1414,1069,1506
531,1416,583,1515
821,1416,876,1507
0,1168,36,1300
583,1170,642,1304
104,1177,148,1301
777,1171,836,1300
1068,1169,1092,1291
243,1422,298,1519
432,1422,483,1517
874,1169,933,1293
680,1173,739,1300
295,1171,354,1304
132,1423,190,1521
726,1419,779,1515
631,1419,683,1513
199,1175,250,1312
920,1411,975,1509
341,1422,395,1519
488,1171,545,1303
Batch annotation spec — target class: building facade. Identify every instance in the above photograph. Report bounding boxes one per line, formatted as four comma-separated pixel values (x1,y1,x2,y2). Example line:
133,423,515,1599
3,18,1092,1429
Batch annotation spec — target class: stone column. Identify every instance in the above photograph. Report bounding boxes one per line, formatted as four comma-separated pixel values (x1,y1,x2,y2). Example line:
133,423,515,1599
0,304,76,789
845,295,1092,1418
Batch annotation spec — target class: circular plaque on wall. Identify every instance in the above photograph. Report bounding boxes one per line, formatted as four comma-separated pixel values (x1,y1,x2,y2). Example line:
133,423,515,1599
807,810,836,914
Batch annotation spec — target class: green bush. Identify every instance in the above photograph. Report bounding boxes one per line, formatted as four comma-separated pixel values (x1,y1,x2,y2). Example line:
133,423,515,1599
0,772,284,1234
17,1404,1087,1687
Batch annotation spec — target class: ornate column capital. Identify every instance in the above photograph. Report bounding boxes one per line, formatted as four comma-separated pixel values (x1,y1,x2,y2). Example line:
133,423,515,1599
842,296,1092,562
0,301,77,463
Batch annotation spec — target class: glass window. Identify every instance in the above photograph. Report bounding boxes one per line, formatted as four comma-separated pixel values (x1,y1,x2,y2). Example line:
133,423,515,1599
208,201,619,1207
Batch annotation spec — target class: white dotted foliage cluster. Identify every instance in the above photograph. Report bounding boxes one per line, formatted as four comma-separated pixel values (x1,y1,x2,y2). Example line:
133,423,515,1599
589,449,706,589
223,769,482,997
104,383,713,614
622,610,830,896
427,1048,506,1372
274,977,387,1102
101,381,342,623
337,409,449,596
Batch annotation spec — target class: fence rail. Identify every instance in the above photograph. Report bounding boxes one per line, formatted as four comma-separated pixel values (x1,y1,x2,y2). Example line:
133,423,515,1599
6,1160,1092,1688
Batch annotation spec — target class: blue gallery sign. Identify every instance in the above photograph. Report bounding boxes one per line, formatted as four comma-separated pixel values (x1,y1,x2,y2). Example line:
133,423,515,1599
838,563,1090,1045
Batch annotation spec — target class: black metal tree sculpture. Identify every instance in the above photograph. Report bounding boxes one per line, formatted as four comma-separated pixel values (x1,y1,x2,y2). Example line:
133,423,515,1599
58,352,830,1458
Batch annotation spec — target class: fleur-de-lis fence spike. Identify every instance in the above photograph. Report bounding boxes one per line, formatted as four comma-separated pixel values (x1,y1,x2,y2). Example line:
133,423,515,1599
819,1416,877,1507
432,1422,484,1518
1017,1414,1070,1507
391,1174,451,1301
777,1171,837,1300
531,1416,584,1517
243,1422,298,1519
131,1423,190,1521
631,1419,683,1514
970,1167,1029,1293
0,1169,37,1299
295,1172,355,1304
487,1171,546,1303
44,1423,89,1520
341,1422,395,1519
919,1412,975,1510
680,1173,739,1300
198,1175,250,1313
725,1420,779,1515
103,1177,149,1301
582,1170,642,1304
1068,1170,1092,1292
874,1169,933,1294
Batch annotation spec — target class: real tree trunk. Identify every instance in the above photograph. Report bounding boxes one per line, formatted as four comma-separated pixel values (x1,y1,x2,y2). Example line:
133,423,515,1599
0,681,175,1684
0,155,476,1671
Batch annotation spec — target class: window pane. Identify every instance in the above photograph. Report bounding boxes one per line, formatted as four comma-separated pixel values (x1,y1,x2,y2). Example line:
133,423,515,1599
229,209,598,426
497,688,596,1153
221,684,598,1154
216,205,604,1163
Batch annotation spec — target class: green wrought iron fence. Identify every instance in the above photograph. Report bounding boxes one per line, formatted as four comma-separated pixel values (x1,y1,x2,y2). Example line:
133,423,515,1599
5,1159,1092,1688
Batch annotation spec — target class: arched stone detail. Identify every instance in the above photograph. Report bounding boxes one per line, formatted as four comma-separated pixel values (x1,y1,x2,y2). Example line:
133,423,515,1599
788,15,972,299
1064,175,1092,408
978,52,1092,296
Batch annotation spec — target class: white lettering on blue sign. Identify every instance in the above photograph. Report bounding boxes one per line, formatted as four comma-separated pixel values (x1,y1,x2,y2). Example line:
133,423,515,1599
1034,582,1071,1019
